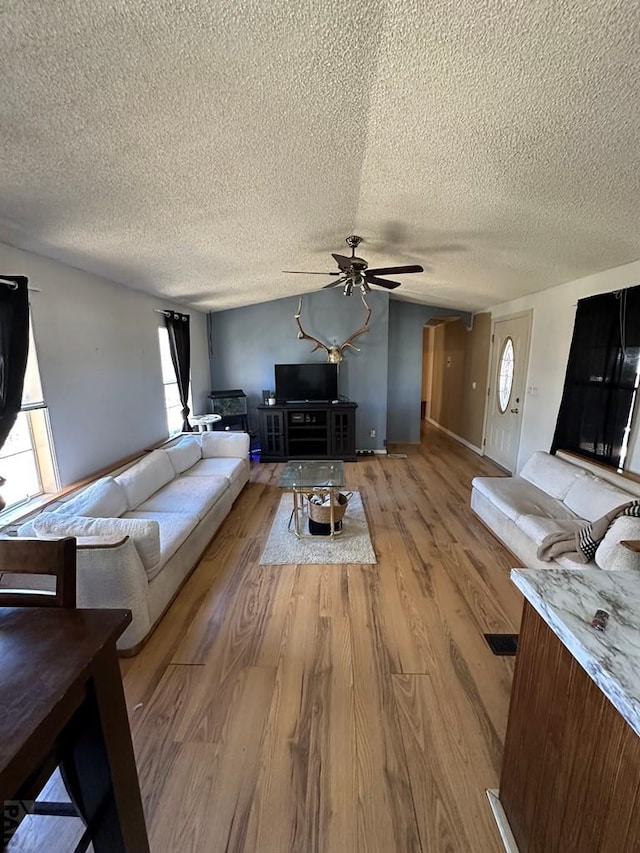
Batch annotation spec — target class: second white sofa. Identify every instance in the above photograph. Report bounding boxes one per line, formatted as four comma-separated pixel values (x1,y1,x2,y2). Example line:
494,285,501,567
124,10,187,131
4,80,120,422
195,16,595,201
471,450,640,572
13,431,250,652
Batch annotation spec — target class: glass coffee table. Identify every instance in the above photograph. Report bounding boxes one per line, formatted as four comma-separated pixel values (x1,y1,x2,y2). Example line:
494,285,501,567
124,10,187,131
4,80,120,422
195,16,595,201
278,460,345,539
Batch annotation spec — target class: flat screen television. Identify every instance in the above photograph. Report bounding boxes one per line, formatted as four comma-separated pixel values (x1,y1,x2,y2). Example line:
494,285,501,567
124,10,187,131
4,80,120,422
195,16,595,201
275,363,338,403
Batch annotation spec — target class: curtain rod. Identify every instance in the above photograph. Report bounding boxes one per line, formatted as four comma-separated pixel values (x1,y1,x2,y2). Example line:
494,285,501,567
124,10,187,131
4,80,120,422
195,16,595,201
0,277,41,292
154,308,189,315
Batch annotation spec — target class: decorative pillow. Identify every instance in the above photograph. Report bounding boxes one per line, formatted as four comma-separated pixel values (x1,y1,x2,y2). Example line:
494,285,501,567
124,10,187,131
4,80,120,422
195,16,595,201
32,513,161,580
595,516,640,571
563,475,634,522
114,451,175,509
519,451,586,500
53,477,128,519
162,436,202,474
201,431,250,459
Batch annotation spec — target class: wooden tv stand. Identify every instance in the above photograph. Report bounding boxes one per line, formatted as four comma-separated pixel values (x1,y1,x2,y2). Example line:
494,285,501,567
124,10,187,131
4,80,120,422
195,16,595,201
257,402,357,462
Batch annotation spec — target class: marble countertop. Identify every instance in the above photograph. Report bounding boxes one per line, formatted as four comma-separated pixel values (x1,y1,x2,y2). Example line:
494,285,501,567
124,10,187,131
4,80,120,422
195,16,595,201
511,568,640,737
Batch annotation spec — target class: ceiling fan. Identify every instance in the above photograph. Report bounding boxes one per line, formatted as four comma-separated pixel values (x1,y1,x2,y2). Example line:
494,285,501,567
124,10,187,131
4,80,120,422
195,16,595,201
283,235,424,295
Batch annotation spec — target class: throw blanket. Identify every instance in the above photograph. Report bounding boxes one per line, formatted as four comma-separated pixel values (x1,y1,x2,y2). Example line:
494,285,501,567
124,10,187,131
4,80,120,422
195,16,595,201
537,499,640,563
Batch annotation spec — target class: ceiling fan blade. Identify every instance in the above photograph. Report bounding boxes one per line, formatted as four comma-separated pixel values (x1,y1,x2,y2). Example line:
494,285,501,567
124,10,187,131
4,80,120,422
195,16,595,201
282,270,340,275
364,275,401,290
331,253,352,270
366,264,424,276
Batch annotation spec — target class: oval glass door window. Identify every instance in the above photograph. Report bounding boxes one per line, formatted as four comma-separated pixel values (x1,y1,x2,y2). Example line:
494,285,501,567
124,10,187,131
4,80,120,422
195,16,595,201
497,337,515,413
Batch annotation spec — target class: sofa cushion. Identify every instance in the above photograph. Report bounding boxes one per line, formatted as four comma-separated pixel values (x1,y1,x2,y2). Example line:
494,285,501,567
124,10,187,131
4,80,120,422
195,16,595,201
135,475,229,521
115,451,176,509
595,516,640,570
181,457,247,486
563,474,634,522
162,436,202,474
472,477,578,524
53,476,129,519
31,513,161,580
16,515,42,537
201,431,250,459
516,513,585,546
519,451,586,500
124,510,198,567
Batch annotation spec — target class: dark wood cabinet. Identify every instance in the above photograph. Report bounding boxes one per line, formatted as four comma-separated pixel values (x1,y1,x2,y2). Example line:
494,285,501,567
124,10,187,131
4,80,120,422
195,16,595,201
257,403,357,462
260,409,285,458
330,408,353,457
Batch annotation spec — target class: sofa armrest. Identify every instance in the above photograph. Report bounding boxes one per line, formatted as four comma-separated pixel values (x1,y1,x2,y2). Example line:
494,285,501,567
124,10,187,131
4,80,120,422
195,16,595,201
34,534,130,549
76,537,151,651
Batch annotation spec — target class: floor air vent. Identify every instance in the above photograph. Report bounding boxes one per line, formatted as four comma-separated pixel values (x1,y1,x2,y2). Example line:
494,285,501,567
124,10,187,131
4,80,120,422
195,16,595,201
484,634,519,656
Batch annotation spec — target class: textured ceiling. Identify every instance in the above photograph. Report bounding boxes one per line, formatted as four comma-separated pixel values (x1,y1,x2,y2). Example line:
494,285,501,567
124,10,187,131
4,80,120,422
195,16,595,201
2,0,640,312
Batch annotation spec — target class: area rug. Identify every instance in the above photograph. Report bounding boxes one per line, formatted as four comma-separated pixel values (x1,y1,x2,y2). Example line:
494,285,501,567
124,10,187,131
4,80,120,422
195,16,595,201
259,491,377,565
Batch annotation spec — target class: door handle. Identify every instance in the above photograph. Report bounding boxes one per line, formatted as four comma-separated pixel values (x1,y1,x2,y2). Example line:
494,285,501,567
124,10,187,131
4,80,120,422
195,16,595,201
510,407,519,414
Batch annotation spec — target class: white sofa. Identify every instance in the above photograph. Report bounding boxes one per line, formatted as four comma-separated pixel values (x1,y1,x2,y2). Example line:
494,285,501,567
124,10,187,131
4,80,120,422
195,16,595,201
471,450,640,572
9,431,250,652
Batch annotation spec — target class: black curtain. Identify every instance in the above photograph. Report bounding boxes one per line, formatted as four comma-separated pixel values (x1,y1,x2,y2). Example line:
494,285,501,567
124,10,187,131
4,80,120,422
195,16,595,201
551,286,640,467
164,311,192,432
0,276,30,450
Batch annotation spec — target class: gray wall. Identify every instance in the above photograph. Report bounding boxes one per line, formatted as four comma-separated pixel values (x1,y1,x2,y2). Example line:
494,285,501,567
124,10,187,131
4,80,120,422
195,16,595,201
387,301,471,443
0,241,209,485
209,288,390,450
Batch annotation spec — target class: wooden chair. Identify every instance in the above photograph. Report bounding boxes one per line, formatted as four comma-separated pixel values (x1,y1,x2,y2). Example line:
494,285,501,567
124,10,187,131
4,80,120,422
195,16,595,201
0,536,77,608
0,536,92,853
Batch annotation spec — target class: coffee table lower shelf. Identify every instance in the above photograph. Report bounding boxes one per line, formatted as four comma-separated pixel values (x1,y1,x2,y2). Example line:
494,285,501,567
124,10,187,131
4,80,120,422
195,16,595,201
287,489,343,539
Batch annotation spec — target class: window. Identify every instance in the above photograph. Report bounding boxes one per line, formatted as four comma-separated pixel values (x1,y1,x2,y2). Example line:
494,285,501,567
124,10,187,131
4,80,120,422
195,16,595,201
497,337,515,413
0,320,58,514
552,286,640,469
158,327,191,436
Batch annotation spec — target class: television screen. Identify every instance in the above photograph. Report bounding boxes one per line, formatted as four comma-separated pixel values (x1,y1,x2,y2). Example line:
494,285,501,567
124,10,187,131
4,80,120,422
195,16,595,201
275,363,338,403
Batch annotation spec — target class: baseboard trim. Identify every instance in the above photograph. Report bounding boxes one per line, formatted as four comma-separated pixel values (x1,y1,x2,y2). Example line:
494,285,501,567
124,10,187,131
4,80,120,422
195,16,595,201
426,418,483,456
486,790,520,852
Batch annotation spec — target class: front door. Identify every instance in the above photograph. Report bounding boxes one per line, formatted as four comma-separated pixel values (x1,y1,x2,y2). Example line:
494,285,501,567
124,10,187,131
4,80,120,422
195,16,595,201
484,313,532,472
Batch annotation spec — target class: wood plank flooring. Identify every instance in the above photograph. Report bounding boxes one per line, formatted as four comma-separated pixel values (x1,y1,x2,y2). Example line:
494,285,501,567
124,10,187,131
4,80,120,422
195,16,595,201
13,425,523,852
125,425,521,853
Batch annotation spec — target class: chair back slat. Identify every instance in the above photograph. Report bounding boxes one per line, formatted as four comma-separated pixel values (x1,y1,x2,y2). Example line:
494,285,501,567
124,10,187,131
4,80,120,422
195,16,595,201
0,537,77,608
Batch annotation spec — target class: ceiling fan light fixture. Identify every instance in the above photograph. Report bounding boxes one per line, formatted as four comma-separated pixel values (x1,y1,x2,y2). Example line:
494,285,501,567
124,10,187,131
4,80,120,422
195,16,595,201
283,234,424,295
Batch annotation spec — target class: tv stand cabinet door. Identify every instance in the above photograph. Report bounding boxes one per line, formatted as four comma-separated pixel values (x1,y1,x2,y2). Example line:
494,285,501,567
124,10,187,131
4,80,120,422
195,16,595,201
260,409,285,459
330,408,356,458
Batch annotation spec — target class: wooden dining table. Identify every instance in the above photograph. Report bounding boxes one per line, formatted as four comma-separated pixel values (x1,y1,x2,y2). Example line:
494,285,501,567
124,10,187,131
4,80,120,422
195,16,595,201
0,607,149,852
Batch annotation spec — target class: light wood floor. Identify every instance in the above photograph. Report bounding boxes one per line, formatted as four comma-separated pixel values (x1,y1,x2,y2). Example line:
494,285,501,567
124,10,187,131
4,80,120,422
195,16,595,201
123,425,521,852
13,425,523,852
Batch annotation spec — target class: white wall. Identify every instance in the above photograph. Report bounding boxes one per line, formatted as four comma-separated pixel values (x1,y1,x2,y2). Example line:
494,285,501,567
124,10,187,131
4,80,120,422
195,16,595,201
0,242,209,486
490,259,640,474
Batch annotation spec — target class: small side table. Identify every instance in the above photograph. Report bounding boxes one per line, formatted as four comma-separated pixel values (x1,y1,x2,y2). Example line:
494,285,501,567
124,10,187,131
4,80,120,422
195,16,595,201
192,414,222,432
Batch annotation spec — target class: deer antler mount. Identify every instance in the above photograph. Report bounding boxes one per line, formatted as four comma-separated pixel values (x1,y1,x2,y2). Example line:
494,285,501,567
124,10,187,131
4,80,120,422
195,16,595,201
295,292,371,364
